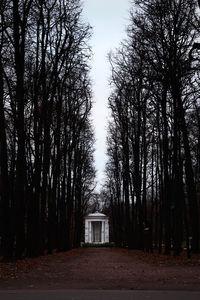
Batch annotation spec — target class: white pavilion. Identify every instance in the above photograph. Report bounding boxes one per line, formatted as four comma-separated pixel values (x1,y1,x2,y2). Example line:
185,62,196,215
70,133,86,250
84,212,109,244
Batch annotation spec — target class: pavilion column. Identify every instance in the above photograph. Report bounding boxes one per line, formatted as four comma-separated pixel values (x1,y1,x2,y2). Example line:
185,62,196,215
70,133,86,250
85,220,89,243
89,221,92,243
101,221,105,243
105,220,109,243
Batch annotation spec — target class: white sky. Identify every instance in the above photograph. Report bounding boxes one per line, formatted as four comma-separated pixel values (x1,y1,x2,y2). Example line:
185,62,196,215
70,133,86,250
82,0,132,191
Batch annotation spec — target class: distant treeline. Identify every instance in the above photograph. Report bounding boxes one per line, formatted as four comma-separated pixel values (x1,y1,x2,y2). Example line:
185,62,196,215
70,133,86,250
0,0,95,260
106,0,200,256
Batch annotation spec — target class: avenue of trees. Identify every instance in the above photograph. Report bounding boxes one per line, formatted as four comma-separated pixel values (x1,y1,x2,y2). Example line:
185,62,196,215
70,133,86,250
106,0,200,256
0,0,95,260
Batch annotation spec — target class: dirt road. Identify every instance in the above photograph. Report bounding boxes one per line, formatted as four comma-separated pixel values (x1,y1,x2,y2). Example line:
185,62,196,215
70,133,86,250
0,248,200,290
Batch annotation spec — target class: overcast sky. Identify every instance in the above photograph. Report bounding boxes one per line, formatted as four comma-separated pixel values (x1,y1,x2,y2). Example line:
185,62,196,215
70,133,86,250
83,0,132,190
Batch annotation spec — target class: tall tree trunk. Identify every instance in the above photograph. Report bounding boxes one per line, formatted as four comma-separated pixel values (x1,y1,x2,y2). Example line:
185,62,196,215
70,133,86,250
0,55,13,259
13,0,26,258
161,86,171,255
142,106,147,225
171,82,199,253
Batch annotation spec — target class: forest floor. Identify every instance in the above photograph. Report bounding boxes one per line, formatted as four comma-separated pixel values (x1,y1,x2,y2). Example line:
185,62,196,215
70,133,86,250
0,247,200,290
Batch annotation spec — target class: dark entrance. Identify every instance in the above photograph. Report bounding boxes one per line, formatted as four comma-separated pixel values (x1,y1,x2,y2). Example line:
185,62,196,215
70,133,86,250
92,221,102,242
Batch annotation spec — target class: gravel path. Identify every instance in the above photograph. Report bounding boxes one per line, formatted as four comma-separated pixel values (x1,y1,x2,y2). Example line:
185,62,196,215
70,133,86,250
0,248,200,290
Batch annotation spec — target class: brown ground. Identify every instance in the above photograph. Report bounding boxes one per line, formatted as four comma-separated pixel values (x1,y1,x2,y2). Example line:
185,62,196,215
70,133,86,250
0,247,200,290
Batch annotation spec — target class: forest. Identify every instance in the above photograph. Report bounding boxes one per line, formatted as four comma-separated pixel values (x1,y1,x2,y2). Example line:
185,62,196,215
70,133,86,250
105,0,200,257
0,0,95,260
1,0,200,262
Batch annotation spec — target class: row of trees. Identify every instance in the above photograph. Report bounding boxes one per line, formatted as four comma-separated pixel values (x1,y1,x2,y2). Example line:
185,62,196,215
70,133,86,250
0,0,95,260
106,0,200,256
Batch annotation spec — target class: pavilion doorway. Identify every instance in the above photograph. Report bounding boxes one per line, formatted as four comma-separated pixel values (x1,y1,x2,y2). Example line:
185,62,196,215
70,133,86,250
92,221,102,243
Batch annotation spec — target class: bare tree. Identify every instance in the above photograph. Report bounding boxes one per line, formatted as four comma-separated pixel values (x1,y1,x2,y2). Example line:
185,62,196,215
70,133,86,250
106,0,200,255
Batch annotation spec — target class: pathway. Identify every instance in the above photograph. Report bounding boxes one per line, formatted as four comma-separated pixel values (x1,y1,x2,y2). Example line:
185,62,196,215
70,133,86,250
0,248,200,290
